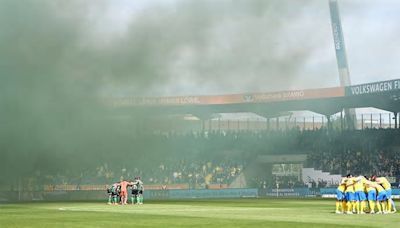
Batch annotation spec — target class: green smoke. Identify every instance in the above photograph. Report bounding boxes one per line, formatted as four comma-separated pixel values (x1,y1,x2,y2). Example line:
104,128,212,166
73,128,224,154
0,0,339,186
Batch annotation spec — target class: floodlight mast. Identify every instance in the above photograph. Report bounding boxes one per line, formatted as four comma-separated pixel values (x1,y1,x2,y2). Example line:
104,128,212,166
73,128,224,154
328,0,357,129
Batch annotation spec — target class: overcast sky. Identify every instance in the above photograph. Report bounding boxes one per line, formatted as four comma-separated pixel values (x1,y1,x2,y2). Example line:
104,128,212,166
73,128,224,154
1,0,400,97
96,0,400,96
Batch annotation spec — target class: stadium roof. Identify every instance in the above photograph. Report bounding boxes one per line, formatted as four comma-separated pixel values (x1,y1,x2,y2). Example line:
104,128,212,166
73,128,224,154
109,79,400,118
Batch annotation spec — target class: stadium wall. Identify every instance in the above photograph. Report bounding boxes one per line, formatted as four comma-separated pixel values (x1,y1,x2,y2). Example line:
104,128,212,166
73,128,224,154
258,188,318,197
2,188,399,202
0,188,258,202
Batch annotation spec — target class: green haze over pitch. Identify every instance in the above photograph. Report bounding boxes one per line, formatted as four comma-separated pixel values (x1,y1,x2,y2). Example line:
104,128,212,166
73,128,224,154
0,0,398,186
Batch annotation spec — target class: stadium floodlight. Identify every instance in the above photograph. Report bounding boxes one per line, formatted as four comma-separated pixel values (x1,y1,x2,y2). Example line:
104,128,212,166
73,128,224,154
328,0,357,129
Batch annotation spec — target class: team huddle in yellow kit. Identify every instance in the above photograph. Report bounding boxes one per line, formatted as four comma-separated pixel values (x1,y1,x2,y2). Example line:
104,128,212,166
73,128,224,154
335,175,397,214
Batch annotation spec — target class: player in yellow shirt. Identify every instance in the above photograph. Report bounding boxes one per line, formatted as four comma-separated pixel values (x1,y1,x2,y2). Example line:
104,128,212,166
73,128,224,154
344,174,356,214
365,177,377,214
365,180,388,214
353,176,367,214
335,177,347,214
372,176,396,213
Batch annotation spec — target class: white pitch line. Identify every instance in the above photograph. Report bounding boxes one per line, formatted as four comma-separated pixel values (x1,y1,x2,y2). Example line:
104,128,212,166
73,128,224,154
56,206,290,213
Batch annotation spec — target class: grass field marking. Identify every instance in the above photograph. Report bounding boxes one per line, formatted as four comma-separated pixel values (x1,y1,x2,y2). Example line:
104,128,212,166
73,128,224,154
5,200,398,228
57,205,290,211
48,203,394,227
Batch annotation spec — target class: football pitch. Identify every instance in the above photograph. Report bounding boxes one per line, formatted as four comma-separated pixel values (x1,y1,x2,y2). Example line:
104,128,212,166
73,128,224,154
0,198,398,227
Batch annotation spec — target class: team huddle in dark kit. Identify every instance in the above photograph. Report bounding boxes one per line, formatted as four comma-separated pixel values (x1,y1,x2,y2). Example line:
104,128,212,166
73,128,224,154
107,177,144,205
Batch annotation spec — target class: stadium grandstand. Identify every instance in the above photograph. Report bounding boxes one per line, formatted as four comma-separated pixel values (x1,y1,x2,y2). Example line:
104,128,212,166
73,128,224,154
3,78,400,201
3,0,400,227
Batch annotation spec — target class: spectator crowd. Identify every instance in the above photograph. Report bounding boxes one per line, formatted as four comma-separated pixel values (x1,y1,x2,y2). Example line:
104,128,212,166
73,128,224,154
12,128,400,191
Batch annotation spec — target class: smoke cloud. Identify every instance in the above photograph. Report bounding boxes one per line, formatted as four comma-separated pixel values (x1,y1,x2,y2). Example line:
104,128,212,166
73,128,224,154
1,0,398,185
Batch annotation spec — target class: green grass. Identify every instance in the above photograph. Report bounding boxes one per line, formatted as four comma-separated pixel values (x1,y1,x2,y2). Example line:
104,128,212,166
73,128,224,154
0,198,399,227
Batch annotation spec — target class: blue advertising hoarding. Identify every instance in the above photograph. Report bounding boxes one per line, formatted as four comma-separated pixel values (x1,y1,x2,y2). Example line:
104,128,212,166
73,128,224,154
345,79,400,96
